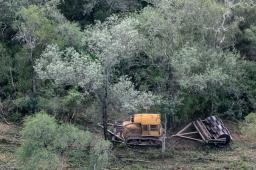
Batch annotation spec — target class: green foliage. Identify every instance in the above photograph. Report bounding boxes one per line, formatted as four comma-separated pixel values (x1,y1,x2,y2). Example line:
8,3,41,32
17,112,112,169
111,76,161,114
53,124,93,164
59,0,99,23
61,89,89,121
241,112,256,139
83,15,145,67
19,149,60,170
13,48,33,93
35,44,103,89
229,159,254,170
0,44,12,96
171,46,241,92
243,61,256,99
0,2,86,121
15,5,56,48
1,0,256,128
16,112,58,169
116,0,249,121
35,39,158,117
234,1,256,29
138,0,239,58
234,1,256,60
62,89,84,107
21,112,57,147
89,140,112,170
1,0,256,168
58,0,144,26
237,25,256,60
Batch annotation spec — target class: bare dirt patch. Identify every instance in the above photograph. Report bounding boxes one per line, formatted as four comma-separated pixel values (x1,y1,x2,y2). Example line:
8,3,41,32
0,122,19,169
111,121,256,170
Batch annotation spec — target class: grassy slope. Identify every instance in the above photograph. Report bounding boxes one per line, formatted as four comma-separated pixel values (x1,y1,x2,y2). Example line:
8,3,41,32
111,121,256,170
111,141,256,170
0,122,255,170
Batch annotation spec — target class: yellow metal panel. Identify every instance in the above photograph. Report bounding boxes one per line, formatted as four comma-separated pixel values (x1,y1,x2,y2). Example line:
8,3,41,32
133,114,161,125
149,131,160,137
142,130,149,136
141,129,160,137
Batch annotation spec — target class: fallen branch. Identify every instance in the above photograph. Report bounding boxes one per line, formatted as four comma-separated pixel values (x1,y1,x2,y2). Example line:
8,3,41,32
119,158,150,163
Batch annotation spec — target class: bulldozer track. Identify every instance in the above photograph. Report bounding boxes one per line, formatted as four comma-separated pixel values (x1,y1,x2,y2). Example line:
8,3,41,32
126,136,162,146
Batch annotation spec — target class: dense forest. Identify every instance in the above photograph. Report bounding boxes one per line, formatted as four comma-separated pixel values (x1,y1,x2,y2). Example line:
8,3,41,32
0,0,256,169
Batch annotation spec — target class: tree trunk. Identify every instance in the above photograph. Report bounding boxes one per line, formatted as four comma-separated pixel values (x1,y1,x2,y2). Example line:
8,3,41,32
102,67,109,140
9,67,15,93
29,47,37,113
166,114,171,130
30,48,36,94
102,87,108,140
162,113,167,153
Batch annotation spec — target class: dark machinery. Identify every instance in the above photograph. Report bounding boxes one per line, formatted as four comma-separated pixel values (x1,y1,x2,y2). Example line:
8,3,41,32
172,116,232,146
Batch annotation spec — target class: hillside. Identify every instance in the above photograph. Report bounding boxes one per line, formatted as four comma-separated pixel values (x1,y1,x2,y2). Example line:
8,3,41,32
1,122,255,169
1,0,256,169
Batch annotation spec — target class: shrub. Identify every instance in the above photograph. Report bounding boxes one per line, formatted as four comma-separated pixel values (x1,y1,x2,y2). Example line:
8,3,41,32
241,113,256,139
16,112,111,169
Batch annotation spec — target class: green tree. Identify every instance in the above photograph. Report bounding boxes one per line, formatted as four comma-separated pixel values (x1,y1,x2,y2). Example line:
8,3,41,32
16,112,59,169
171,46,243,117
17,112,111,169
58,0,146,26
113,0,244,124
1,0,256,128
241,112,256,139
34,15,160,138
89,140,112,170
233,0,256,60
8,3,84,119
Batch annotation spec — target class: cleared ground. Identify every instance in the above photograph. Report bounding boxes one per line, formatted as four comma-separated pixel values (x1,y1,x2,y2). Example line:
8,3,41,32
0,122,255,170
111,121,256,170
0,123,19,169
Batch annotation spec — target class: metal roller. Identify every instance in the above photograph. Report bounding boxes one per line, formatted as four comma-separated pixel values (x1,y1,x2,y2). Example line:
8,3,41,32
205,116,232,145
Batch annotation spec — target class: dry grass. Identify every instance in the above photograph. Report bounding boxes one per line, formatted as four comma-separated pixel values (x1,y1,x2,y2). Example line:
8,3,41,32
111,122,256,170
0,123,12,135
0,122,19,169
111,141,256,170
0,121,256,170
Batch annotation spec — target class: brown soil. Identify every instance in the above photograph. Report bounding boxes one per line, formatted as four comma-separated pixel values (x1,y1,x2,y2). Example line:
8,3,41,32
0,120,256,170
111,120,256,170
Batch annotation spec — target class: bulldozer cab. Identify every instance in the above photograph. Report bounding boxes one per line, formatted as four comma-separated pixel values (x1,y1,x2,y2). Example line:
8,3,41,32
131,114,161,137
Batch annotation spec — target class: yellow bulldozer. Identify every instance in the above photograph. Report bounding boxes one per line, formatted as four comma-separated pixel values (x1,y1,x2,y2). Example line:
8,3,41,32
98,113,164,146
100,113,231,147
121,114,164,146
